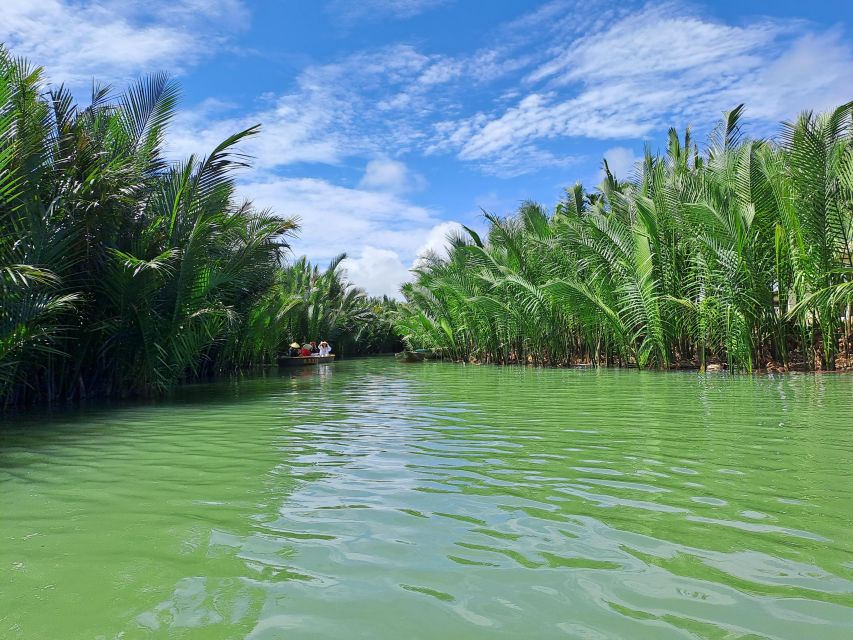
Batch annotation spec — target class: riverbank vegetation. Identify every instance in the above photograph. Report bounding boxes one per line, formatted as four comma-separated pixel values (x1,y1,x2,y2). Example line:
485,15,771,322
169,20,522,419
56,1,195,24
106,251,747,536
273,256,402,359
399,103,853,372
0,53,396,407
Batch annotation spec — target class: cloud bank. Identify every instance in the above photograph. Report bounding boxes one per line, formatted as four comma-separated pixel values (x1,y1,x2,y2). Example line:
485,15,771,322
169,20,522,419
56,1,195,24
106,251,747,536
6,0,852,297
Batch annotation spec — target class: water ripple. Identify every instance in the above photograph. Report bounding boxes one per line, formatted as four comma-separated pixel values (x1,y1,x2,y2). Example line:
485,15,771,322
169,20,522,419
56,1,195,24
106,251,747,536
2,360,852,639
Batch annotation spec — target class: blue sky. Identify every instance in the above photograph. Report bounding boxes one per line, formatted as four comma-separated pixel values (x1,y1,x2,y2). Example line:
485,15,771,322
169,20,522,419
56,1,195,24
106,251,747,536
4,1,852,296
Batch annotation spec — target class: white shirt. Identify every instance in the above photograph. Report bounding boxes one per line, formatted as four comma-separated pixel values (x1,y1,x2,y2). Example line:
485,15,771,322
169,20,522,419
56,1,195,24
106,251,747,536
319,344,332,356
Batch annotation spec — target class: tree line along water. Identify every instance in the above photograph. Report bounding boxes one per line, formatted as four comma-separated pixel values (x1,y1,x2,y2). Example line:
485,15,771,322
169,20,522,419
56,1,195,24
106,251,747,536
398,104,853,373
0,51,400,408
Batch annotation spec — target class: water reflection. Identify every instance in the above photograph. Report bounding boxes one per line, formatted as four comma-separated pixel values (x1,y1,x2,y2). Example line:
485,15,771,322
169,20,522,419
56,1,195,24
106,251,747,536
2,360,852,639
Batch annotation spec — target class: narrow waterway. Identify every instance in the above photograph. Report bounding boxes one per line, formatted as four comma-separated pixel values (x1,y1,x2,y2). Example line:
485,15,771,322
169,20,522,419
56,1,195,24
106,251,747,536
2,358,852,639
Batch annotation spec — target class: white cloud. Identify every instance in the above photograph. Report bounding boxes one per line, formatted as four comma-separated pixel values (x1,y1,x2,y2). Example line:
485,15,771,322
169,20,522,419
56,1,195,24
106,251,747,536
338,220,469,298
239,176,435,247
168,45,440,167
168,34,541,172
0,0,247,89
729,28,853,122
236,176,444,294
432,3,853,169
17,0,847,298
359,158,427,193
527,4,778,86
235,173,472,296
342,217,467,297
341,247,411,298
168,93,345,168
413,221,464,262
417,59,465,86
327,0,451,22
601,146,642,181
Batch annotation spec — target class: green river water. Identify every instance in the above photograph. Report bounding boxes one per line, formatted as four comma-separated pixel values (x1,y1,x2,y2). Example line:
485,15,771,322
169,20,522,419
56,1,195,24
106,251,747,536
2,358,852,639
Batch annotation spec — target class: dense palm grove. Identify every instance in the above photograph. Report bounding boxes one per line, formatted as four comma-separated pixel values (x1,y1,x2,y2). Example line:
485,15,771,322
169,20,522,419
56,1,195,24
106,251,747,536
0,53,398,407
4,50,852,410
399,104,853,372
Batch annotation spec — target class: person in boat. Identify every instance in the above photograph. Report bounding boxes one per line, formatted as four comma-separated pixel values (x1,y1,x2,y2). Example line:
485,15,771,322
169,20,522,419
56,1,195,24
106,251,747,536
288,342,300,357
310,341,319,354
318,341,331,356
299,343,313,357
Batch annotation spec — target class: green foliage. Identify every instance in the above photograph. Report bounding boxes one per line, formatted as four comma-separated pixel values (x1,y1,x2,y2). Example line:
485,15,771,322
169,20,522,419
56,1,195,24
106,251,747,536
269,255,402,358
399,103,853,372
0,51,397,406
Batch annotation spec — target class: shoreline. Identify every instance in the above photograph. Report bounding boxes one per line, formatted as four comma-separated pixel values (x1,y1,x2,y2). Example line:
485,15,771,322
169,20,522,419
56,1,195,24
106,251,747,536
429,357,853,375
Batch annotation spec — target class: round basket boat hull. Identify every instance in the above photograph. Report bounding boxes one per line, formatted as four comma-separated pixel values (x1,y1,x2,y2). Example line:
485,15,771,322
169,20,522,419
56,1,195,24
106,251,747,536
279,354,336,367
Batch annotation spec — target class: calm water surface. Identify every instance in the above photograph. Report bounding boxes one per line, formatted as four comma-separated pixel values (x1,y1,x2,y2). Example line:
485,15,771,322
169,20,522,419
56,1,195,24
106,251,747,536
2,358,852,639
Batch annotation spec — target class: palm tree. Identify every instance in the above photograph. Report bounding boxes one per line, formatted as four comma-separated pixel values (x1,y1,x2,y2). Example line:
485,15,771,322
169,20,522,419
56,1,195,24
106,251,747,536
399,102,853,372
0,51,300,404
780,103,853,369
